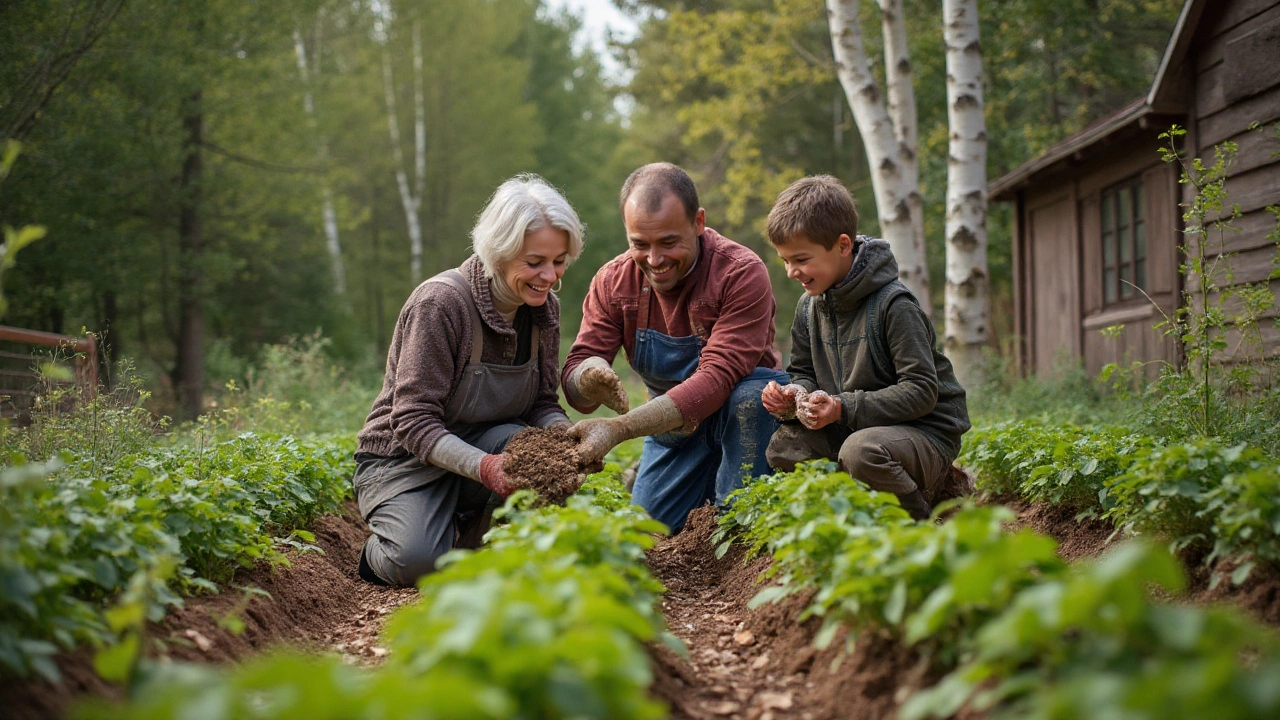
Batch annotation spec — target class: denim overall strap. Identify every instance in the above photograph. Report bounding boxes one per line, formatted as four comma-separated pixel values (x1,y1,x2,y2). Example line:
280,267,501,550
632,278,702,398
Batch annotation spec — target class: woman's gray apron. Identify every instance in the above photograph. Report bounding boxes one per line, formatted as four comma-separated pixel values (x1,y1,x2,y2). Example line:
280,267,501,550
353,268,540,519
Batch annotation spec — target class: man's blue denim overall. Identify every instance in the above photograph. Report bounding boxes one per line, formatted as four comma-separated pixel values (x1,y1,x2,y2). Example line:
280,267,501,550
629,280,788,532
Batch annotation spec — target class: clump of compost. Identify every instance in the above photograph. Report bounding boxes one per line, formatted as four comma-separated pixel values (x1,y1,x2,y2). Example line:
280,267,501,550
502,427,602,505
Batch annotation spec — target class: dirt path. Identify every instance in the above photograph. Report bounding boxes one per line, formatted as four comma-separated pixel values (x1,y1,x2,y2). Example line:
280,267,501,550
646,507,933,720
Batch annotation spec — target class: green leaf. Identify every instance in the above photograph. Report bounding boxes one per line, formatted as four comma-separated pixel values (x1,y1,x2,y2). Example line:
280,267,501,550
813,616,842,650
93,634,139,683
748,585,790,610
884,579,907,625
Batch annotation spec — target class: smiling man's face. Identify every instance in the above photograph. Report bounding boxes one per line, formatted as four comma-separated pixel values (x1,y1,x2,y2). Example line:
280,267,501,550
623,191,705,293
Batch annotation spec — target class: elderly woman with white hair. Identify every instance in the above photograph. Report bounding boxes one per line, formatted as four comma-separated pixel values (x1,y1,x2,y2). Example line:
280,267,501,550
353,174,584,586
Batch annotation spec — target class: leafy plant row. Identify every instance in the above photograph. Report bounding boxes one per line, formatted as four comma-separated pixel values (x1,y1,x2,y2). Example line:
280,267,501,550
81,473,675,720
1,431,356,681
961,420,1280,584
718,463,1280,719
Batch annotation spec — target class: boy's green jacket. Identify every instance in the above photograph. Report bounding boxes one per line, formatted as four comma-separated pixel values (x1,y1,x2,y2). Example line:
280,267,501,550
787,237,970,458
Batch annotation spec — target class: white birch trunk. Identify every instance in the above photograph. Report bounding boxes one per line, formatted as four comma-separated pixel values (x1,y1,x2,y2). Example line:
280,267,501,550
942,0,989,387
412,19,427,201
877,0,928,306
825,0,931,313
293,29,346,297
380,31,424,283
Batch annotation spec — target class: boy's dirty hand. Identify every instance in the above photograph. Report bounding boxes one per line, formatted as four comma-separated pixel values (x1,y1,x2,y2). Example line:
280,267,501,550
762,381,806,420
797,390,840,430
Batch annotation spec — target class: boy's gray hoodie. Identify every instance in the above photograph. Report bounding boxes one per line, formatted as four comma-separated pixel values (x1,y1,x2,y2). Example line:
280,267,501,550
787,238,970,458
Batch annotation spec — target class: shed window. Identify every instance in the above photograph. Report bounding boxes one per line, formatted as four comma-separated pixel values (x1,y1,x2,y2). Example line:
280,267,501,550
1101,178,1145,304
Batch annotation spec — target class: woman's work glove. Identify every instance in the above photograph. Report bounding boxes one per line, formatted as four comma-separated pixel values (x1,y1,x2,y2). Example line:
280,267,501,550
569,395,684,465
761,381,808,421
565,356,630,414
796,390,841,431
478,454,518,498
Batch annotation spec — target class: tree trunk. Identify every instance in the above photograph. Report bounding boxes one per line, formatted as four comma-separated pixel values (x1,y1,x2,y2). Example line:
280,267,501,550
877,0,929,306
293,28,346,297
942,0,990,388
176,90,204,420
378,10,425,284
825,0,931,313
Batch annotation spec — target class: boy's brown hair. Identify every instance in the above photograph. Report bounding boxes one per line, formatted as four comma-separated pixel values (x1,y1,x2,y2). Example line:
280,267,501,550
765,175,859,249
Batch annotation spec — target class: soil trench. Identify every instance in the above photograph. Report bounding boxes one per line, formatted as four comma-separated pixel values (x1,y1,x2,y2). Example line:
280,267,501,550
646,506,933,720
0,503,417,720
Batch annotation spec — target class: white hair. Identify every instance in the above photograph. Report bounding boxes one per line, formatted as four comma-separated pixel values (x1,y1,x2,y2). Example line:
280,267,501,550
471,174,585,278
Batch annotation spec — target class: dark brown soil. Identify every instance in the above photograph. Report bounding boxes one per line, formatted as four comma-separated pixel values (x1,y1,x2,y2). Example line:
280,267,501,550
502,427,601,504
0,504,417,720
1180,558,1280,627
647,506,934,720
1000,497,1118,562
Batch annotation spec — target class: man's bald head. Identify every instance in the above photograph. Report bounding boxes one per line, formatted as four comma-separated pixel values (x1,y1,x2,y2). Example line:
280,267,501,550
619,162,700,223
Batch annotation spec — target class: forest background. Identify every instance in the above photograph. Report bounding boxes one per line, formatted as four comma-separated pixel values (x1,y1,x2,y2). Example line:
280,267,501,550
0,0,1185,420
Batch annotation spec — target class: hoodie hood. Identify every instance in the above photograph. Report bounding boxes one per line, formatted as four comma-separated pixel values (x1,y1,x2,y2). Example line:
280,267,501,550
824,237,899,312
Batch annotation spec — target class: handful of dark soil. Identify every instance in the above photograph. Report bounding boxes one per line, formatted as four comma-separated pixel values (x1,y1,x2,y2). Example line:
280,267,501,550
502,427,604,505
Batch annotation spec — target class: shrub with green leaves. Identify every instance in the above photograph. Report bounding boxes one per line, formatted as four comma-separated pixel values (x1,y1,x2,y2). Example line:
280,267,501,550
1104,440,1266,555
78,472,673,720
723,463,1280,719
1105,438,1279,583
0,432,355,680
960,420,1154,512
903,543,1280,720
716,461,911,580
720,465,1066,660
1205,461,1280,581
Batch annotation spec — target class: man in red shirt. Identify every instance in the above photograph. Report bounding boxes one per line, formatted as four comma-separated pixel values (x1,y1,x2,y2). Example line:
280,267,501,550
566,163,788,532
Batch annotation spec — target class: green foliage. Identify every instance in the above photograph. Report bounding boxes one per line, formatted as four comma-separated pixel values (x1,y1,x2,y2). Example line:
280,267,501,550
720,465,1064,661
1104,439,1279,581
0,431,354,680
965,419,1280,585
716,461,910,574
724,463,1280,719
960,420,1154,512
903,544,1280,720
0,140,46,320
204,333,379,438
0,0,624,403
966,354,1125,427
9,363,165,475
79,471,671,720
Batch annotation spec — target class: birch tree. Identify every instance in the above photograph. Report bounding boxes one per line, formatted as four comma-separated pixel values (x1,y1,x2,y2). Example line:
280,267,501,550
942,0,989,386
825,0,930,312
293,22,346,297
376,7,426,283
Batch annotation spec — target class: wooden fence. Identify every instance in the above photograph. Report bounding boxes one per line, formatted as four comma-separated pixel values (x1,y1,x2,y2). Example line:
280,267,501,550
0,326,97,423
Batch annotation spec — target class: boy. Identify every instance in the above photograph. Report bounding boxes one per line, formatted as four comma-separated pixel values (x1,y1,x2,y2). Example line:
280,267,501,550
760,175,972,520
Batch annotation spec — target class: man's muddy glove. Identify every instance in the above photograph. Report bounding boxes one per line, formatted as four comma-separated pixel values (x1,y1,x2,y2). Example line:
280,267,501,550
565,356,630,414
761,381,808,421
569,395,684,465
478,454,518,498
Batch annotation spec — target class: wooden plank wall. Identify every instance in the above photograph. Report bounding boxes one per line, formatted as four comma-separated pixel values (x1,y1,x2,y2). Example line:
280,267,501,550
1027,194,1080,375
1189,0,1280,362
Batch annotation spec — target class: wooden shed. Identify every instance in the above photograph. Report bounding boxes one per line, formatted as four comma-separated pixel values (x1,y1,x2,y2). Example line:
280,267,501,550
991,0,1280,377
